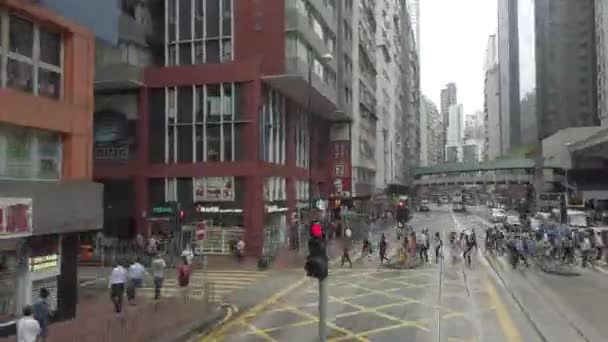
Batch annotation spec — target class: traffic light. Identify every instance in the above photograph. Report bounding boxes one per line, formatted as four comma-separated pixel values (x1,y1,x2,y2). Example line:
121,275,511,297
305,222,328,280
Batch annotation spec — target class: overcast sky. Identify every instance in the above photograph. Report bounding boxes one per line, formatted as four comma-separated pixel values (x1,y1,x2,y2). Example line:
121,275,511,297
420,0,498,114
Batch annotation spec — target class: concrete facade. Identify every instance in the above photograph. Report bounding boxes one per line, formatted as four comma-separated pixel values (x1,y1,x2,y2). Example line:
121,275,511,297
440,82,457,158
535,0,599,140
596,0,608,126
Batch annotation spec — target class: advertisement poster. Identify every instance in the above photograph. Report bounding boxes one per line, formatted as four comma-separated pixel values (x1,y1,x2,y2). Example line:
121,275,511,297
0,198,33,236
195,177,235,202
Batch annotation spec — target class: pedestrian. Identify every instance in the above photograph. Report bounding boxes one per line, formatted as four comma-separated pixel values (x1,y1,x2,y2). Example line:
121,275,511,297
151,253,167,300
379,234,389,264
32,288,50,342
434,232,443,263
418,230,429,263
127,258,146,305
341,246,352,268
178,256,192,303
236,238,245,262
108,261,127,313
17,306,40,342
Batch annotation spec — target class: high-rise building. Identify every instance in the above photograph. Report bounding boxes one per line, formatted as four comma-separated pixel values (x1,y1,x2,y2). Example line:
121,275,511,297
93,0,354,257
497,0,521,154
402,5,421,183
440,82,457,157
350,0,379,198
406,0,420,55
375,0,408,191
535,0,598,139
596,0,608,126
447,104,464,145
484,34,501,160
420,95,443,166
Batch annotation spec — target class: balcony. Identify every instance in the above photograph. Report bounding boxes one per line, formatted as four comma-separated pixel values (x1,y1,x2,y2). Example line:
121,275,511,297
118,13,149,46
95,62,144,91
262,57,345,121
285,7,337,75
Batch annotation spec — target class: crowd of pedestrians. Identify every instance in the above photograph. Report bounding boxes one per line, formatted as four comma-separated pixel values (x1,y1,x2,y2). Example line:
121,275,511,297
484,223,606,269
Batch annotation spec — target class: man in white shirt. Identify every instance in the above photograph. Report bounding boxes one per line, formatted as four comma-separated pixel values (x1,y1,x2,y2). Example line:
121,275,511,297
109,263,127,313
127,259,147,305
151,254,167,300
17,306,40,342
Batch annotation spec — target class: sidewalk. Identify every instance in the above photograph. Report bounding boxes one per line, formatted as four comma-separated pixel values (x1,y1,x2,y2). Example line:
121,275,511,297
0,289,223,342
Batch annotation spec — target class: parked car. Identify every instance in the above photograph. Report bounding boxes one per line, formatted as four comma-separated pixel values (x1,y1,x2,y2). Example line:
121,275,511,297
504,215,522,230
490,208,507,223
452,203,466,212
420,200,430,212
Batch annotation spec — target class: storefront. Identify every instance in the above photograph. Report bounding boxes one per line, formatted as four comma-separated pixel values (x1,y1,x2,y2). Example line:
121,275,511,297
264,203,288,256
0,238,27,336
27,235,61,311
194,204,244,255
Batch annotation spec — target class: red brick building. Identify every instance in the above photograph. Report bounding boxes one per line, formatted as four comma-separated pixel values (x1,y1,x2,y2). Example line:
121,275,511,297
94,0,350,256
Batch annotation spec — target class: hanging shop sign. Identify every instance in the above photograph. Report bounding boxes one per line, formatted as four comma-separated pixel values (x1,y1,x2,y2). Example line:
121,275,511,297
195,177,235,202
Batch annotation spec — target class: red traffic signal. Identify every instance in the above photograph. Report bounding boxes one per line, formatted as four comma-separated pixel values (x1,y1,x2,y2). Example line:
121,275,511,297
310,223,323,238
179,210,185,220
398,201,404,207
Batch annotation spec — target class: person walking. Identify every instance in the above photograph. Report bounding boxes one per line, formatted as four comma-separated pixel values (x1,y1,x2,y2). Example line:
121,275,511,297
151,253,167,301
17,306,40,342
127,258,146,305
341,246,353,268
108,261,127,313
32,288,50,342
379,234,389,264
434,232,443,263
177,256,192,303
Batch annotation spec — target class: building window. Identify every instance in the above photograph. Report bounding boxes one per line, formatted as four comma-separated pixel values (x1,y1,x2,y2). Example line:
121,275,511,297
260,87,287,165
166,0,233,66
0,123,62,180
165,83,242,163
0,13,63,99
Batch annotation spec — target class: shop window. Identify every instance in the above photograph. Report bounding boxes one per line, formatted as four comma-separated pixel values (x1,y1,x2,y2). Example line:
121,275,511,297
0,254,18,322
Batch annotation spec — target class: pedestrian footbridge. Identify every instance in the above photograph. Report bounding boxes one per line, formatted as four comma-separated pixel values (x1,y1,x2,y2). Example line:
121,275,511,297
413,158,561,186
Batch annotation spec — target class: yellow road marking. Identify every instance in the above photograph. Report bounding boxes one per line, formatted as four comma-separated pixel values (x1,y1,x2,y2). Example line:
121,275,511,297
244,322,278,342
483,274,523,342
282,304,365,341
202,277,311,341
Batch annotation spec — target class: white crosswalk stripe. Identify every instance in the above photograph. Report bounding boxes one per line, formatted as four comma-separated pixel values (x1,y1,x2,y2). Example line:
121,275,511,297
137,270,269,301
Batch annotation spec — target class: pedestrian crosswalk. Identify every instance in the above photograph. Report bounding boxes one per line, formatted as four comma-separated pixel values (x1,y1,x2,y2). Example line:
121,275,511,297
137,270,269,302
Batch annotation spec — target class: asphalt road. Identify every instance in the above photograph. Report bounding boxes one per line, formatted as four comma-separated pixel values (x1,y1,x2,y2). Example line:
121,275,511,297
465,205,608,342
204,207,547,342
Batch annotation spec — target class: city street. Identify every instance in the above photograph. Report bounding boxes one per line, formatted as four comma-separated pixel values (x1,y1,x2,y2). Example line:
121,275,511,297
203,207,544,342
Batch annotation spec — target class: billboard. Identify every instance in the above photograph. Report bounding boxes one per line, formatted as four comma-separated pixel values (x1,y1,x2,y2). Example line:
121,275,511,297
93,110,137,161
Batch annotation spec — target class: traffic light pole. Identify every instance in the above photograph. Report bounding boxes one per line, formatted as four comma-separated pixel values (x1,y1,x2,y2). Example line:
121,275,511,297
319,278,328,342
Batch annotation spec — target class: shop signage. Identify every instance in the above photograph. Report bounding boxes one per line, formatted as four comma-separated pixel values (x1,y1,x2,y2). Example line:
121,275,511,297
266,205,288,213
195,205,243,214
196,223,206,240
195,177,235,202
151,206,174,215
29,254,58,272
0,198,33,236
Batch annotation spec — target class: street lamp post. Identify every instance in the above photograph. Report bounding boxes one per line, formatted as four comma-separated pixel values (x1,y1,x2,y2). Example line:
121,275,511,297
306,52,333,342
